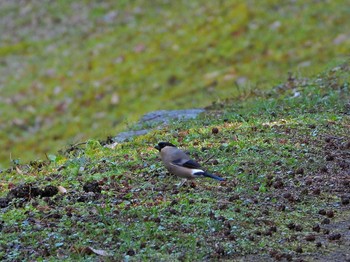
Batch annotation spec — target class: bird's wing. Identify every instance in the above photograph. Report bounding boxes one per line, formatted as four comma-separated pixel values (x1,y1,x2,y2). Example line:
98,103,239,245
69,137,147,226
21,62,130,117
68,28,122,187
172,158,202,169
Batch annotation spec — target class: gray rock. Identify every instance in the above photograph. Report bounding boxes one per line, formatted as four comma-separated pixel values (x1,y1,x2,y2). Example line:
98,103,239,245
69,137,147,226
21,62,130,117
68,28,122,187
111,109,205,144
113,129,150,143
139,109,205,125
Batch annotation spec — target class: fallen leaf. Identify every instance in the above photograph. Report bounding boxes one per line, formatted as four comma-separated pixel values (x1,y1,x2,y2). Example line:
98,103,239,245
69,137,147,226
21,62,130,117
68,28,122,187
71,246,112,256
88,247,112,257
16,166,23,174
57,186,67,194
111,93,120,105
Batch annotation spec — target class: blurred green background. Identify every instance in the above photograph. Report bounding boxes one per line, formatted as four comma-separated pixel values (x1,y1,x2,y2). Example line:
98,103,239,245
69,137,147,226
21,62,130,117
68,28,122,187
0,0,349,167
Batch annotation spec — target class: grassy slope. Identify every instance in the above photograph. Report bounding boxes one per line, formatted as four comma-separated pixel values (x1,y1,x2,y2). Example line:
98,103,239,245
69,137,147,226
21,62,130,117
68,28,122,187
0,0,349,166
0,63,349,261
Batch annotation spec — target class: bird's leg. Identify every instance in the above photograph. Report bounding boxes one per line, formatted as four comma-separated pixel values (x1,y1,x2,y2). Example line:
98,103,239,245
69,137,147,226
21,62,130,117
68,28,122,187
177,179,187,188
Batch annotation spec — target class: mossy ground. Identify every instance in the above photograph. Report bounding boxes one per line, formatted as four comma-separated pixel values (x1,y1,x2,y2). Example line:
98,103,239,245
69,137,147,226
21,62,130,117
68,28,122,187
0,64,349,261
0,0,349,166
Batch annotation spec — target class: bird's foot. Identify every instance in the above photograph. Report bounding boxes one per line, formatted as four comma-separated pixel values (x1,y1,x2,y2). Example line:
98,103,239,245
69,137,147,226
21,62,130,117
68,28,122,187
177,179,187,188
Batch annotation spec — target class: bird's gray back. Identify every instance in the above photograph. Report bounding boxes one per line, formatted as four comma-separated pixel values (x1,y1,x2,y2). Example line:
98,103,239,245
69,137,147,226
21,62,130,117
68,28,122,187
161,146,189,165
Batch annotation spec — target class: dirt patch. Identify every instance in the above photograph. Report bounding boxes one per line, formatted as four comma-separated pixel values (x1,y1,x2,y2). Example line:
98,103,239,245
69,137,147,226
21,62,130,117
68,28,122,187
83,181,102,194
1,183,59,208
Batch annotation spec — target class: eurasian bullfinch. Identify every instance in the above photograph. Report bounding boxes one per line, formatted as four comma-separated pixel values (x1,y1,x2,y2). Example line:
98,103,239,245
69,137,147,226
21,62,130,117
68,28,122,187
155,142,225,181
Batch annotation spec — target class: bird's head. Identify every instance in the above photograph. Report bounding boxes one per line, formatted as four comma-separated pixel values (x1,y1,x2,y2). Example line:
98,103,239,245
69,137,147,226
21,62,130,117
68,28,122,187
155,142,176,151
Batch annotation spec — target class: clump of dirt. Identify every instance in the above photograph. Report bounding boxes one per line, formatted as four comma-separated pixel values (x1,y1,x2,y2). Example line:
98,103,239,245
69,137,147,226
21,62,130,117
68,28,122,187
1,183,59,208
41,185,59,197
7,183,43,200
83,180,102,193
0,198,9,208
1,181,105,209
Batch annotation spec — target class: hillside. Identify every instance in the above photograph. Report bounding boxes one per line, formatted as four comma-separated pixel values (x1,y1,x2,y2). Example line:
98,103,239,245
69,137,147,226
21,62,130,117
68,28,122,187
1,0,349,167
0,63,349,261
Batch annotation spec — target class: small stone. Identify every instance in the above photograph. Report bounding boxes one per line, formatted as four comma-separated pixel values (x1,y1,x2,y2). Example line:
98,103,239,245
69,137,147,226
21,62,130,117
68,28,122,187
83,181,101,194
168,208,177,215
247,235,254,241
212,127,219,134
313,188,321,195
273,180,284,189
283,192,292,199
253,185,259,191
277,204,286,211
215,246,225,256
126,249,135,256
296,168,304,174
305,179,313,185
341,196,350,205
318,209,326,215
255,230,262,236
284,253,293,261
312,224,321,233
305,234,316,241
328,233,341,240
224,230,231,236
41,185,59,197
266,174,274,180
218,203,228,210
245,212,252,218
326,210,334,218
211,159,219,165
229,194,240,201
322,218,330,225
224,221,231,229
320,166,328,172
218,212,228,221
269,250,278,258
262,209,269,215
270,226,277,232
344,141,350,149
287,223,296,230
295,247,303,253
301,188,309,195
326,155,334,161
0,198,9,208
228,234,236,241
295,224,303,231
264,230,272,236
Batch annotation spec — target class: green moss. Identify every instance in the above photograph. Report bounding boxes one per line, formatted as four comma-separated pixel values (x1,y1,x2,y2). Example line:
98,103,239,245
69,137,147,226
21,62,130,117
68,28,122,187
0,0,349,166
1,64,348,260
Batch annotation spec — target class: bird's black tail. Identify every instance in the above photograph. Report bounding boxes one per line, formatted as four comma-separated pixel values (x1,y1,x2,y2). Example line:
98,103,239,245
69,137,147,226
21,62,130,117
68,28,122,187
202,172,225,181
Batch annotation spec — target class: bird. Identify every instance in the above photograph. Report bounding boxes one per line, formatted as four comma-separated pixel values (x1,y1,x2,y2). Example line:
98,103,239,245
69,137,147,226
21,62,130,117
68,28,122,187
154,142,225,183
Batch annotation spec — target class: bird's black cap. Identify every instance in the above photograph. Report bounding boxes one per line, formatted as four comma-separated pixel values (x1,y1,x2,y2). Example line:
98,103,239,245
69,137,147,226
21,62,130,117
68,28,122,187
155,142,176,151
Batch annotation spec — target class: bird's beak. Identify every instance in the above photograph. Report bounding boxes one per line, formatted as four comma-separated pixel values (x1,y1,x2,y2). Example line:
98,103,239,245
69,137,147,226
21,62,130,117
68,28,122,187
155,145,160,151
